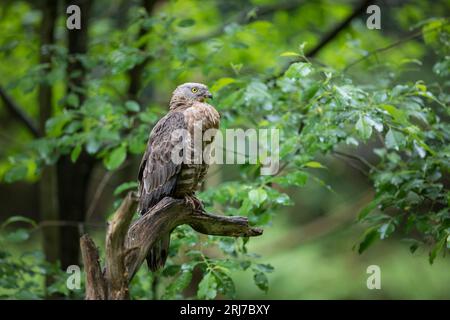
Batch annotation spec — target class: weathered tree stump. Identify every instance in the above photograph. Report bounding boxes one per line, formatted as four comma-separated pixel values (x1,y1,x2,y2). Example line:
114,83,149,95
80,192,263,300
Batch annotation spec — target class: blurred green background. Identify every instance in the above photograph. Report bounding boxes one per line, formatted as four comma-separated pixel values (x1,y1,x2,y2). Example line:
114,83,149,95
0,0,449,299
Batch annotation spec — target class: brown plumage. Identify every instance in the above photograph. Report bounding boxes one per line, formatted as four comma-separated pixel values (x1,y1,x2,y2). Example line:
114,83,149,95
137,82,220,271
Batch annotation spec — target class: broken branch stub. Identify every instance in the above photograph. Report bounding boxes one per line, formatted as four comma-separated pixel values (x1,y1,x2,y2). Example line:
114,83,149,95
80,192,263,299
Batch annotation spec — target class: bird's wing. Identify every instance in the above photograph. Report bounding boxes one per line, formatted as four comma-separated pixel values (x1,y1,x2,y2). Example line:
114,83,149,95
138,111,186,214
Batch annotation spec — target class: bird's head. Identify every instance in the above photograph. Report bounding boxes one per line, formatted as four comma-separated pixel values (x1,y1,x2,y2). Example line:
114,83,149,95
171,82,213,103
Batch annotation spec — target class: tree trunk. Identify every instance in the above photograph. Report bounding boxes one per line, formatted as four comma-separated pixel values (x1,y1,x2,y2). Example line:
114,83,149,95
38,0,59,292
57,0,94,269
57,155,95,268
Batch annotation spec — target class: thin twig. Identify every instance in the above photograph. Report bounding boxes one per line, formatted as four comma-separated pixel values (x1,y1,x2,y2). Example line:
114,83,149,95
30,220,106,236
270,0,375,80
306,0,374,58
86,170,114,220
185,0,305,45
86,159,133,221
343,22,449,72
332,152,369,176
332,150,377,171
35,220,106,229
0,85,39,137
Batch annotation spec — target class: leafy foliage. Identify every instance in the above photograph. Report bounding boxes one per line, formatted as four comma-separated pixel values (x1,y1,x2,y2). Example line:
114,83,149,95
0,0,448,299
0,217,79,299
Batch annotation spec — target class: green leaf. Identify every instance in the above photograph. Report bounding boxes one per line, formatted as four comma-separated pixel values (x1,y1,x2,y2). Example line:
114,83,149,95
4,165,28,183
285,62,312,78
128,133,146,154
66,93,79,108
346,137,359,146
415,82,427,92
215,270,236,299
240,198,253,215
385,128,405,150
211,77,236,93
273,171,308,187
364,116,383,132
358,196,384,221
429,235,447,264
280,51,300,57
355,116,372,140
86,138,101,154
298,42,307,55
335,86,351,100
5,229,30,243
178,19,195,27
275,193,292,206
71,144,82,163
254,263,274,273
279,136,300,157
248,188,268,207
104,145,127,170
301,83,320,102
378,221,395,240
253,271,269,293
45,113,72,137
114,181,138,196
109,47,146,74
413,140,426,158
138,111,158,124
245,81,271,106
422,19,445,46
162,263,194,299
218,238,236,254
358,227,379,254
125,100,140,112
162,265,181,277
197,272,217,300
304,161,326,169
402,238,422,254
380,104,408,124
433,57,450,77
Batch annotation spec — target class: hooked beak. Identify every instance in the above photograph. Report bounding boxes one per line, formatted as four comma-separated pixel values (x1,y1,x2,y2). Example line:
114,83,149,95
204,91,213,99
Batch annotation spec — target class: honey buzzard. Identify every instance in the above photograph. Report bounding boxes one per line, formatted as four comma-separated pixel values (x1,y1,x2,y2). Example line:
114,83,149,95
137,82,220,271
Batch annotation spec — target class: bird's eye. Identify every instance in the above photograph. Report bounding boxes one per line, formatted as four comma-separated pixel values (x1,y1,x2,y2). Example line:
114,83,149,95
191,87,198,93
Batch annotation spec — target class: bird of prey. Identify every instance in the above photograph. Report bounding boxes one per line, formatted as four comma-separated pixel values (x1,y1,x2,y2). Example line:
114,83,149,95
137,82,220,271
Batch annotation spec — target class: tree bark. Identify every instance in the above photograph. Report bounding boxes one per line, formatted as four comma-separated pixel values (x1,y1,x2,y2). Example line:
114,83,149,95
80,193,262,300
58,0,94,270
38,0,59,292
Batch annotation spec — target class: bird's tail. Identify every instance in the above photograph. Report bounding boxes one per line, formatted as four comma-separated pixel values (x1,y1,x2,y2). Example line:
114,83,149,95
146,234,170,272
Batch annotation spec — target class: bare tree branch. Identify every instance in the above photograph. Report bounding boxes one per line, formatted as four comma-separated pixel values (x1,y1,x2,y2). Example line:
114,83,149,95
80,235,107,300
343,22,449,72
80,192,262,299
185,0,305,45
85,170,114,220
186,0,374,71
268,0,375,80
306,0,374,58
105,192,138,299
332,150,377,171
0,85,39,137
262,191,374,255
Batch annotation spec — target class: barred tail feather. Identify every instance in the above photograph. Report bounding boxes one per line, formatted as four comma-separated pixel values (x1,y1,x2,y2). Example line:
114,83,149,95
146,234,170,272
